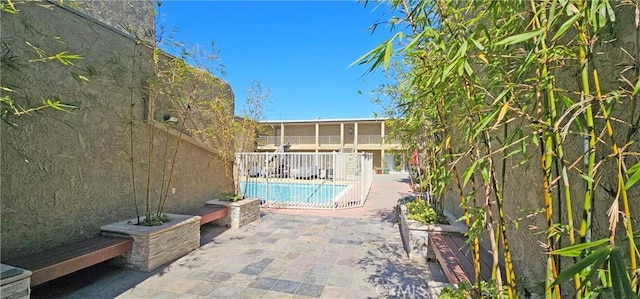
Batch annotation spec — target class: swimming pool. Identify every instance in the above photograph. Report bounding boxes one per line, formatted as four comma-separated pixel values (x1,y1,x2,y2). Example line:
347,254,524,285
239,181,349,207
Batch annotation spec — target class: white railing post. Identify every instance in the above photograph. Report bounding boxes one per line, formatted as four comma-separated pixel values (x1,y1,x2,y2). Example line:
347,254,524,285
360,153,365,206
332,151,336,211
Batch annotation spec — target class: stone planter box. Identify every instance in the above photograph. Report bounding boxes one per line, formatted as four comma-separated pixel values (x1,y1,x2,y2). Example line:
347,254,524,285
100,213,200,272
0,264,31,299
206,197,260,228
398,205,467,264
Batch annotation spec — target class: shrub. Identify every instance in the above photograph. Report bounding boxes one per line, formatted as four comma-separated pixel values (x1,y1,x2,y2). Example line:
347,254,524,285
438,281,502,299
219,191,243,202
405,198,449,225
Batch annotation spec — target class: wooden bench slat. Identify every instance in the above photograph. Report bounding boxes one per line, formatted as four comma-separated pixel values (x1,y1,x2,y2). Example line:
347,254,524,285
441,234,478,283
429,233,470,284
2,235,133,287
446,234,493,282
429,231,507,286
188,205,228,225
4,236,130,270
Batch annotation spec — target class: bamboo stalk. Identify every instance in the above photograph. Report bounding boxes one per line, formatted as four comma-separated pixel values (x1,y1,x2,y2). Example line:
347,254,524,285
130,45,140,224
571,4,599,295
159,96,192,216
482,158,504,295
482,130,517,298
576,14,596,250
470,148,482,288
592,67,637,277
529,1,561,297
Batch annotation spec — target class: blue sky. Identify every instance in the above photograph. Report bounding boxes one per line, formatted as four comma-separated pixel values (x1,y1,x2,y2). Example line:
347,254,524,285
156,1,394,121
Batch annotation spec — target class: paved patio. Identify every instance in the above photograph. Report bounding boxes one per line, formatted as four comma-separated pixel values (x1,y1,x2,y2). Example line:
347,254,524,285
31,173,449,298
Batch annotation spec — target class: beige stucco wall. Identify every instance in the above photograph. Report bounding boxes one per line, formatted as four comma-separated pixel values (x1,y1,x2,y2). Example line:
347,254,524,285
441,6,640,292
357,123,381,135
283,124,315,137
361,150,382,169
319,124,341,136
1,2,231,260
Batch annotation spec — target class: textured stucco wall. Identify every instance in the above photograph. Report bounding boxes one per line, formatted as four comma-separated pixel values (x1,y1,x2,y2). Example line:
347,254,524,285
442,6,640,292
70,0,155,43
1,3,232,260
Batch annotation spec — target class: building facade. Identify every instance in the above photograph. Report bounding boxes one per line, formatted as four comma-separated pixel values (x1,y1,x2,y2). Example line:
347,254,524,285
257,118,402,169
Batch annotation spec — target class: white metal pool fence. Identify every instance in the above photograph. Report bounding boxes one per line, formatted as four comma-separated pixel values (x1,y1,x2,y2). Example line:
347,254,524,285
234,152,374,210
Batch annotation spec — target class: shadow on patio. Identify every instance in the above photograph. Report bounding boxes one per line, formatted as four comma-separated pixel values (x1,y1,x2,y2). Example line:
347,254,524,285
357,233,449,298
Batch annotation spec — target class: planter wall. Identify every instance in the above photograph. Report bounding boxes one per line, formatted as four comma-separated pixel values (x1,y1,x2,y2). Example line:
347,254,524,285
206,197,260,228
0,264,31,299
398,205,467,264
100,213,200,272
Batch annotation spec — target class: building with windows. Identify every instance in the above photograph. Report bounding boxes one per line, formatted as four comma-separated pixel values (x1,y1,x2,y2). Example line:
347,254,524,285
257,118,402,169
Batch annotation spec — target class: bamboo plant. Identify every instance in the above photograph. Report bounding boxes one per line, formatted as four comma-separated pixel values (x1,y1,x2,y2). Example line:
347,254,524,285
356,0,639,298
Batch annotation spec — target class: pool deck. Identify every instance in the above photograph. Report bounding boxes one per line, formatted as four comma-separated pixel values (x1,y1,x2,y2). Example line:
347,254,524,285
31,172,450,298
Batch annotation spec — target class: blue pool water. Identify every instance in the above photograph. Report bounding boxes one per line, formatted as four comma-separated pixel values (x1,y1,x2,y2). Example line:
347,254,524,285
240,181,348,204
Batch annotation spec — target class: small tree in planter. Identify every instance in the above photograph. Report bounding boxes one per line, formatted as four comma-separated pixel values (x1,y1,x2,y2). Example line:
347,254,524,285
119,1,230,224
233,80,269,198
199,82,268,229
192,79,270,200
129,44,222,226
102,15,233,271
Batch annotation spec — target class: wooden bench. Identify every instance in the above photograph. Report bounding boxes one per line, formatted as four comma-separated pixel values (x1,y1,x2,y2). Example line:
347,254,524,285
2,235,133,287
429,233,497,284
187,204,228,225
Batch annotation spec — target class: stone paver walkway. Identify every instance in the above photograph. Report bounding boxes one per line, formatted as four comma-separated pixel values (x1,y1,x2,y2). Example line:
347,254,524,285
31,173,449,299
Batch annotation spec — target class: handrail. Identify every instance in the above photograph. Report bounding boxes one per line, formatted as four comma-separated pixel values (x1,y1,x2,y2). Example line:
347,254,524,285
306,179,328,202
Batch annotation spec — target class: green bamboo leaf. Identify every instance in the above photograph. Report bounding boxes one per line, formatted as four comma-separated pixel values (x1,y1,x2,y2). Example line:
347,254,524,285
624,162,640,190
350,43,384,69
463,158,482,186
590,0,599,27
558,0,568,9
628,162,640,173
552,246,610,286
383,39,392,70
44,99,64,111
549,238,610,257
473,108,499,138
455,40,468,59
442,62,456,81
599,2,607,28
580,173,595,184
605,0,615,22
579,260,608,293
492,89,510,105
404,31,424,52
633,77,640,96
552,14,580,41
480,165,489,182
463,60,473,76
470,38,485,51
609,249,636,299
566,2,579,16
496,29,543,46
1,2,18,13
